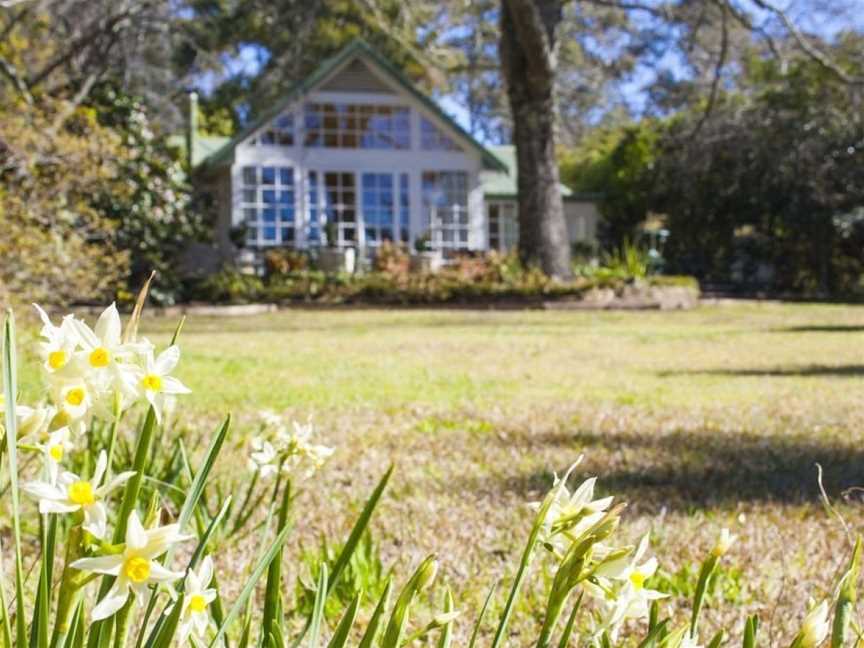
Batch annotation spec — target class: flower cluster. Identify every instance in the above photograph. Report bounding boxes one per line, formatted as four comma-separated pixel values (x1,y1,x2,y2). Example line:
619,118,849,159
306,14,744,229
6,305,208,640
532,460,736,645
31,303,190,430
248,411,333,479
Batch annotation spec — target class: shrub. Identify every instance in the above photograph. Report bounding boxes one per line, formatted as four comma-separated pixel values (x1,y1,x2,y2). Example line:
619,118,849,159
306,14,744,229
372,242,410,276
264,248,309,275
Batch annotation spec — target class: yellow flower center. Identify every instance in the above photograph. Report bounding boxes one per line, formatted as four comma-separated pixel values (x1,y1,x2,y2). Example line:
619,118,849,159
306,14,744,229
124,557,151,584
49,444,64,462
67,480,95,506
48,350,67,370
629,571,646,591
141,374,162,392
89,347,111,368
65,388,86,407
189,594,207,613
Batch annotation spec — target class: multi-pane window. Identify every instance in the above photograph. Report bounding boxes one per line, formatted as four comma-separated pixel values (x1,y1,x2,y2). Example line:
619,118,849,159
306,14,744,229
488,202,519,252
250,113,294,146
422,171,469,250
322,172,357,246
399,173,410,244
304,103,410,149
240,166,296,247
361,173,395,246
420,117,460,151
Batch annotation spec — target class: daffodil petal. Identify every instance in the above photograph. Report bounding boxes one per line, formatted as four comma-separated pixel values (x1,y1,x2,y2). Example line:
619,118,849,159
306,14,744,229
70,555,124,575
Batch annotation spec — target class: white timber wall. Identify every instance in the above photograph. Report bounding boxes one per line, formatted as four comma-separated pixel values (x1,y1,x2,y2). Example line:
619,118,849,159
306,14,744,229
228,73,486,251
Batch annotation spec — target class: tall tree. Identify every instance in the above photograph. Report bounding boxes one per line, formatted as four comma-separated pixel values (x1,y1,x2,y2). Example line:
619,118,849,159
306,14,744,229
497,0,863,278
500,0,573,278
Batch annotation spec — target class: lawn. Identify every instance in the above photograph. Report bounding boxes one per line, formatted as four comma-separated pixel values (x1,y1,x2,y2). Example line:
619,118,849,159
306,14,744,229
23,301,864,643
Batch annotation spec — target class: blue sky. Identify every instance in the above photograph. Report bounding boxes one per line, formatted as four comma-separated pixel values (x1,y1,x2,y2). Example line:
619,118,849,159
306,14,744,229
195,1,864,144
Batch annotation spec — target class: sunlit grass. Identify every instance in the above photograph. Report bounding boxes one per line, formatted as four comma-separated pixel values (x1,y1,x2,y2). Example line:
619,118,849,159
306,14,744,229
134,301,864,415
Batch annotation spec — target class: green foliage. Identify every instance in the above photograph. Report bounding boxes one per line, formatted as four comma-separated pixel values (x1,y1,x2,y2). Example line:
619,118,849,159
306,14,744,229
602,239,650,280
88,84,207,304
559,121,660,246
295,532,388,620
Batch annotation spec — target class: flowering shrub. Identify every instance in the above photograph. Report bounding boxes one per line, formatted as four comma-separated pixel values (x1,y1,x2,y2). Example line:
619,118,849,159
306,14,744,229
0,294,861,648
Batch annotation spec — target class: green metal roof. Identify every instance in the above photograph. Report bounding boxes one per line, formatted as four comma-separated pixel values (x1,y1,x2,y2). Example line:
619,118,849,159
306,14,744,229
167,133,231,168
198,39,508,173
480,145,600,201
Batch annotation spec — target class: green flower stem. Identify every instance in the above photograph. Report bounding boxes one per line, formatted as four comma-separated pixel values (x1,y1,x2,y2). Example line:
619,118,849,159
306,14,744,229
536,591,568,648
102,393,123,485
88,406,157,648
51,527,87,648
111,602,133,648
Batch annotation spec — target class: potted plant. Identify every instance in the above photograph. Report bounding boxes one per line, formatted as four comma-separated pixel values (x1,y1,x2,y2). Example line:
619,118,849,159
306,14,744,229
317,220,356,274
228,224,259,275
410,230,444,273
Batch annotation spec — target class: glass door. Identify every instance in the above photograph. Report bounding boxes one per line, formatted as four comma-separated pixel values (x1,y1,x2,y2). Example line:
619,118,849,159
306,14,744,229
321,171,357,247
361,172,396,247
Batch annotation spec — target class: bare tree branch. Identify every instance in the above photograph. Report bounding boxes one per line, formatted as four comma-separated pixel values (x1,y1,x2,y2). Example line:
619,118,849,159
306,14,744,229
747,0,864,85
691,0,729,137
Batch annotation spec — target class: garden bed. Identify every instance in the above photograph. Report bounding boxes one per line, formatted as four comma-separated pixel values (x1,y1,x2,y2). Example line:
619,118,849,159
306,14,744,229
185,267,700,311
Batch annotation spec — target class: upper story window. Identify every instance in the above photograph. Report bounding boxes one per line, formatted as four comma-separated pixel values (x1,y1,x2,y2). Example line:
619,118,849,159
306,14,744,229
250,113,295,146
420,117,460,151
304,103,411,149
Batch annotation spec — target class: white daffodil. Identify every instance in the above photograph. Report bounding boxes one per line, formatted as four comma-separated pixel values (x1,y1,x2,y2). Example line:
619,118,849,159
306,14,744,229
37,426,72,484
0,398,57,446
590,534,668,638
71,511,191,621
21,450,134,539
52,381,93,434
680,632,703,648
33,304,79,375
795,601,830,648
70,304,140,376
248,437,278,479
134,346,191,423
530,462,613,549
176,556,217,643
711,528,737,558
279,420,334,477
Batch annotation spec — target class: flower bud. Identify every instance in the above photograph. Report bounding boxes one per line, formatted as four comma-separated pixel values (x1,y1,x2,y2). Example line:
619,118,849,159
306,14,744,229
797,601,829,648
431,611,460,627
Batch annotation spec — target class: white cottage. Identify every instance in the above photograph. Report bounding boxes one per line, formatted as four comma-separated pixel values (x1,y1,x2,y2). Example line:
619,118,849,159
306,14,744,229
187,39,599,269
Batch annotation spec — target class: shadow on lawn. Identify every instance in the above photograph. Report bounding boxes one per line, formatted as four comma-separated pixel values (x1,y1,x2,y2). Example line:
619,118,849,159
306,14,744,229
498,427,864,510
771,324,864,334
659,365,864,378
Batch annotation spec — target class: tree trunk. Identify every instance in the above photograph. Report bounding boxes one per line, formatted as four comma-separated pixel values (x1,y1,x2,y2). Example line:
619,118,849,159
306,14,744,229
499,0,572,279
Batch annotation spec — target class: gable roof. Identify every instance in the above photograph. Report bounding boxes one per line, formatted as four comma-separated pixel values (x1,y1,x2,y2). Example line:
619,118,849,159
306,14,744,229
480,145,602,201
199,39,508,173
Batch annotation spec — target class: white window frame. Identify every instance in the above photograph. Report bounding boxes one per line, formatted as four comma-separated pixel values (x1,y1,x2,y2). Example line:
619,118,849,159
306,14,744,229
239,165,298,248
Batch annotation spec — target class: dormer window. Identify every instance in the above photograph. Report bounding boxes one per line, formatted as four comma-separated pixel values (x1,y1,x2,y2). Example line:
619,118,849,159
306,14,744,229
304,103,411,149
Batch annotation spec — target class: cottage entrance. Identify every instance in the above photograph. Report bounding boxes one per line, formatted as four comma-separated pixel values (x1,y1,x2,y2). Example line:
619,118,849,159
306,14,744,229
311,170,405,250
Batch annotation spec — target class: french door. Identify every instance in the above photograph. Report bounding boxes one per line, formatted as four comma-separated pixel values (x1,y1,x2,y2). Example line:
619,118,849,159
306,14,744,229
311,170,403,248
